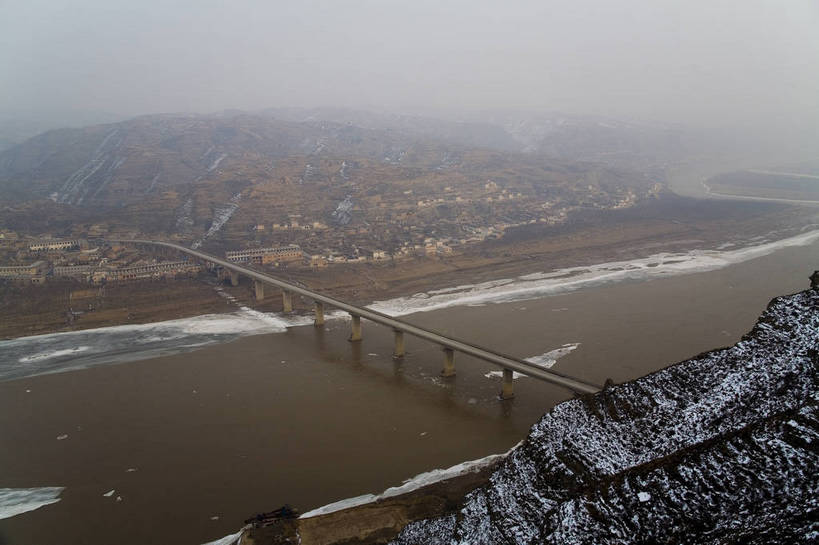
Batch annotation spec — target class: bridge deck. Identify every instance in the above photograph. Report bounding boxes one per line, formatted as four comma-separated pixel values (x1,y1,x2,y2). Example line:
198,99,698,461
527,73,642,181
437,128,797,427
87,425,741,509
117,240,601,395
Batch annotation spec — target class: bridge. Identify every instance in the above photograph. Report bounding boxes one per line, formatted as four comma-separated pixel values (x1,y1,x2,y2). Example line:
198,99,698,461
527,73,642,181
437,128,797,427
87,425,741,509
114,240,601,398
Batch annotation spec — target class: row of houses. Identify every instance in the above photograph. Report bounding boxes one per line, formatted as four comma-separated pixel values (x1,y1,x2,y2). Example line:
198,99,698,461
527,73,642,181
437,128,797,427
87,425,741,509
1,260,201,284
29,239,81,252
0,261,47,283
251,220,329,231
225,244,303,265
111,261,201,281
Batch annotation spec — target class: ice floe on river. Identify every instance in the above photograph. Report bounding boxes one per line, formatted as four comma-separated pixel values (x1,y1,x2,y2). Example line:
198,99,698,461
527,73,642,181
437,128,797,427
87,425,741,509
0,311,313,382
18,346,91,363
201,529,245,545
0,487,65,520
369,227,819,316
485,343,580,379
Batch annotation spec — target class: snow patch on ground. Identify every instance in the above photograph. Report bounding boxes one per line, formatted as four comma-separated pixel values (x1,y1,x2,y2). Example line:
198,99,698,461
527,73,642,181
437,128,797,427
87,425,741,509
55,129,120,204
145,173,160,194
331,195,354,225
176,198,194,231
192,193,242,249
207,153,227,172
637,491,651,502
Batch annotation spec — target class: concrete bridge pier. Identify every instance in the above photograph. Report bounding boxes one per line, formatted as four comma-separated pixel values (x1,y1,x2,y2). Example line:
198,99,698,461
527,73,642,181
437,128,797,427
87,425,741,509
393,329,405,359
229,270,239,287
500,368,515,399
349,314,362,342
441,347,456,377
314,301,325,326
254,280,265,301
282,291,293,312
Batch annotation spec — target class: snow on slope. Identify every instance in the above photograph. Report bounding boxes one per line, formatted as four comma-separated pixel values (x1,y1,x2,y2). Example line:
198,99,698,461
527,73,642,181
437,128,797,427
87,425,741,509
191,193,242,249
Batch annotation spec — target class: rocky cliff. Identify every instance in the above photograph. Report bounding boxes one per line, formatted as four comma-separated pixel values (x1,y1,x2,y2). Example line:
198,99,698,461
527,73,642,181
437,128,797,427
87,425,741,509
393,277,818,544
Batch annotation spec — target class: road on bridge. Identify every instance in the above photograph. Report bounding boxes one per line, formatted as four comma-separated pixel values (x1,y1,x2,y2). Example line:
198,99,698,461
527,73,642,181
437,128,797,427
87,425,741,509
115,239,601,395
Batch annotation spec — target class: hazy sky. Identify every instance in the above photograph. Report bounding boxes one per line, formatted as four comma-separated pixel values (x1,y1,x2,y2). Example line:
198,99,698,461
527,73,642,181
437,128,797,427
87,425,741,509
2,0,817,128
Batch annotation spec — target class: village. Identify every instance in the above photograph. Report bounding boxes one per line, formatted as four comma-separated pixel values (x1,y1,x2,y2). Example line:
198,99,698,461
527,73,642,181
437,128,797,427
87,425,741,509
219,167,661,269
0,232,466,285
0,175,662,286
0,227,459,285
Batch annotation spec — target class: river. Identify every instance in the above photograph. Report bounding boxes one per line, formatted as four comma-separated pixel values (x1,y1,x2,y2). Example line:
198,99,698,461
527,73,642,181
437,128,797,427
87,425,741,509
1,230,817,545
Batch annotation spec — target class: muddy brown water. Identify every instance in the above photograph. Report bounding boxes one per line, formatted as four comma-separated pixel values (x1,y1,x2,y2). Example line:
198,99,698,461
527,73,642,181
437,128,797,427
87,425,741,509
1,239,817,545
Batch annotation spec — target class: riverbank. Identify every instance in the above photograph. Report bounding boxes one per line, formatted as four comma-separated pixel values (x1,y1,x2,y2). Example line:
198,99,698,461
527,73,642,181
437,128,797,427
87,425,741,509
243,455,502,545
1,196,814,341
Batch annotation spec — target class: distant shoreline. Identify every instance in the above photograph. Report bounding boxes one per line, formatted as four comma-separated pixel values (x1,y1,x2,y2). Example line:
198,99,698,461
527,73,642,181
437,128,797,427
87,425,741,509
701,168,819,205
702,180,819,205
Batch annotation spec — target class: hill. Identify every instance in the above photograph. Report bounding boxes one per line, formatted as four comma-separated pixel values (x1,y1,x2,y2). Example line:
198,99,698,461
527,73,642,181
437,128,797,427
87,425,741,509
0,111,666,255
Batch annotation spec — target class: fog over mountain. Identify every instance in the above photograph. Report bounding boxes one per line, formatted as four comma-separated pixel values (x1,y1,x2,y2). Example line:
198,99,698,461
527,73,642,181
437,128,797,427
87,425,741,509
2,0,817,142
